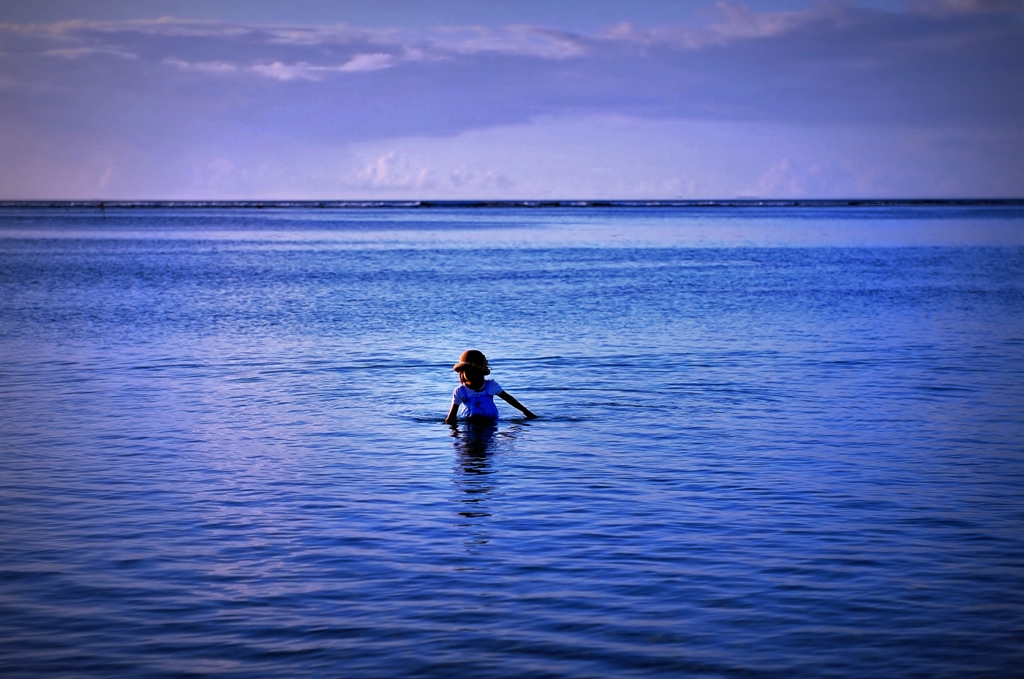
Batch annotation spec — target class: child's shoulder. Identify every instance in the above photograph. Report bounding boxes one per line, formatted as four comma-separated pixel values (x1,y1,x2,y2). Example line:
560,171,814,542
484,378,502,394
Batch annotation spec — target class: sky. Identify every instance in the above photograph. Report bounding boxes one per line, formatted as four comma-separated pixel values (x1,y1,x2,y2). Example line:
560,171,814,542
0,0,1021,199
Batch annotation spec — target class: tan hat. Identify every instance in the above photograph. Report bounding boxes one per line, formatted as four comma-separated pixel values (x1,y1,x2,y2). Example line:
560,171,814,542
453,349,490,375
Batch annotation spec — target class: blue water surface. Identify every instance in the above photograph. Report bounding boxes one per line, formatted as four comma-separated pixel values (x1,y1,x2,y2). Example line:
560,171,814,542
1,205,1022,678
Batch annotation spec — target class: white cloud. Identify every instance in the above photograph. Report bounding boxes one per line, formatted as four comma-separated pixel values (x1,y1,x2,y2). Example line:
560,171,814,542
248,61,329,81
341,153,515,194
162,58,238,75
1,16,590,69
339,53,396,73
259,22,587,59
4,2,1021,70
710,0,823,39
346,152,435,190
162,57,396,81
910,0,1022,15
41,17,254,39
11,1,1010,90
42,46,137,59
432,25,588,58
332,116,1022,200
600,1,842,50
262,25,384,46
248,55,397,80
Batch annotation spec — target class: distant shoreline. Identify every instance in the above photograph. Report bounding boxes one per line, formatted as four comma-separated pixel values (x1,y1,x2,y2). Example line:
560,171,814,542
0,199,1022,209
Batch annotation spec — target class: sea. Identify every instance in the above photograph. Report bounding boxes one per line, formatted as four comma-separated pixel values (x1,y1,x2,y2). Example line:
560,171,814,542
1,201,1022,678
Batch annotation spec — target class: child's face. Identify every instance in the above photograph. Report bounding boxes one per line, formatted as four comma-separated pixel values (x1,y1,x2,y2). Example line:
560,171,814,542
458,369,484,390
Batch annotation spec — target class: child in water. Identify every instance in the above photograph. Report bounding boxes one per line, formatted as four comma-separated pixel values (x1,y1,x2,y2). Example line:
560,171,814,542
445,349,537,424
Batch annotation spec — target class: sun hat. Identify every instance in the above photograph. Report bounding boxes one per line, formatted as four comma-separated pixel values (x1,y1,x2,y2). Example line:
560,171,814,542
453,349,490,375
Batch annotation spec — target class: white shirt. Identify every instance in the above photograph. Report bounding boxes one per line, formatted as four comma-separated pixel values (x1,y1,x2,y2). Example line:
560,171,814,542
452,379,503,419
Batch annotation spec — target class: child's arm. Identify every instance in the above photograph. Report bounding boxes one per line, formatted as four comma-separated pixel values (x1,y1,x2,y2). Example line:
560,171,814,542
498,390,537,419
444,402,460,424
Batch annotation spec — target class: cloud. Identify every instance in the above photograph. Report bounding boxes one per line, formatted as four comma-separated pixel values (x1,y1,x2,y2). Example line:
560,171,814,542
0,16,588,66
1,16,592,92
431,25,588,58
600,1,842,49
1,3,1017,130
701,0,831,42
346,152,435,190
162,57,238,74
37,17,255,39
4,4,1018,90
0,3,1020,199
910,0,1022,15
341,152,515,194
42,46,137,59
751,158,857,197
339,53,396,72
162,54,396,80
248,61,334,81
247,53,397,80
261,25,380,46
106,2,812,61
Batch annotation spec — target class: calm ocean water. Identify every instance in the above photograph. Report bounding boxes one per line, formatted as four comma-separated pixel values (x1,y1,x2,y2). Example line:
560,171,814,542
1,204,1022,678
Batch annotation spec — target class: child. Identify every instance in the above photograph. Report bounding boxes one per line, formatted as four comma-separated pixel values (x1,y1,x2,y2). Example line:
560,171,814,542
445,349,537,424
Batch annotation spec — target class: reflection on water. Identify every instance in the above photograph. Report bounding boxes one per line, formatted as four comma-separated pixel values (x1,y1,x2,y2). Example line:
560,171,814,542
452,421,498,518
451,422,531,553
451,421,499,554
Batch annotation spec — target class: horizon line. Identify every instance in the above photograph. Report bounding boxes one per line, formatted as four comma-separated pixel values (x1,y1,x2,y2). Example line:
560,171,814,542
1,198,1022,209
